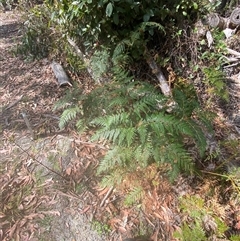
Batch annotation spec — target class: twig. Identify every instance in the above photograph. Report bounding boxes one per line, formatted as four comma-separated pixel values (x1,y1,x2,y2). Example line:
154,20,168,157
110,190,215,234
13,141,68,180
21,112,35,140
100,186,114,207
226,48,240,58
4,95,23,110
42,114,60,120
73,139,107,149
223,62,240,68
146,54,171,96
223,56,240,63
140,208,155,227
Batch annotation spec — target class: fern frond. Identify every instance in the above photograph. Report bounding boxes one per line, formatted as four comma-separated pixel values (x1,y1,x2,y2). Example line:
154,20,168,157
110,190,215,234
59,107,81,129
173,86,199,118
124,186,144,206
100,169,124,187
97,146,134,174
194,109,215,133
53,87,83,111
203,67,229,101
139,21,165,33
91,112,130,129
76,119,86,133
134,140,153,167
113,42,125,59
179,119,207,157
97,147,120,174
90,48,111,79
137,123,148,145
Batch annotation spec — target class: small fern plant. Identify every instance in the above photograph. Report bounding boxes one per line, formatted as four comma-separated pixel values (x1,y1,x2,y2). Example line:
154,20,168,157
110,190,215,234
174,195,228,240
88,72,212,182
55,67,213,183
203,67,229,102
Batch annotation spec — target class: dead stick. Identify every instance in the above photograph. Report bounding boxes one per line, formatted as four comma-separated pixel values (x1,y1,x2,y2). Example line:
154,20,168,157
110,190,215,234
14,141,68,180
5,95,23,110
21,112,35,140
226,48,240,57
100,186,114,207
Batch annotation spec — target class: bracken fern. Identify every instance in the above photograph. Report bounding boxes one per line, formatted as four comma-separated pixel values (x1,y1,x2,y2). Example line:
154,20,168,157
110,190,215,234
56,65,213,182
88,74,211,181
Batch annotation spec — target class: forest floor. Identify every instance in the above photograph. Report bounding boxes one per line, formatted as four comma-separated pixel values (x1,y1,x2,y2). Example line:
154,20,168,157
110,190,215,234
1,8,240,241
0,10,107,241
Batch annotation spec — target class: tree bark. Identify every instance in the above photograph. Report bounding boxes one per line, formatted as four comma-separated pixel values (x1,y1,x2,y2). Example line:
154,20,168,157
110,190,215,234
208,8,240,30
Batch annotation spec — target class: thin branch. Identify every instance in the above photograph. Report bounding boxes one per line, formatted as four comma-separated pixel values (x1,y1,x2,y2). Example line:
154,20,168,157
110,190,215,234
145,54,171,96
100,186,114,207
226,48,240,58
21,112,35,140
14,141,68,180
4,95,23,111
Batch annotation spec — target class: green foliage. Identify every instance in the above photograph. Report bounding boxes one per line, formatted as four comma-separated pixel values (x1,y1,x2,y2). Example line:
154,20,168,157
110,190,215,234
46,0,200,58
230,234,240,241
93,81,210,181
124,186,144,207
46,0,214,185
53,87,87,131
203,67,229,101
18,4,53,59
57,68,212,182
91,220,111,235
59,106,82,130
174,222,207,241
100,168,124,187
174,195,228,240
199,30,229,102
90,47,111,80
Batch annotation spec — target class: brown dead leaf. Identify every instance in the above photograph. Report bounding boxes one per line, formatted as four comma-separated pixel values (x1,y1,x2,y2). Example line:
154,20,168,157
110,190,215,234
98,187,110,196
153,212,163,220
80,205,91,214
65,167,72,175
118,226,127,233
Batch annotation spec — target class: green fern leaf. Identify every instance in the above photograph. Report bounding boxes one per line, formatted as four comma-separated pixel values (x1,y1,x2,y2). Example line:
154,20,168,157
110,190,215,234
100,169,124,187
59,107,80,129
124,186,144,206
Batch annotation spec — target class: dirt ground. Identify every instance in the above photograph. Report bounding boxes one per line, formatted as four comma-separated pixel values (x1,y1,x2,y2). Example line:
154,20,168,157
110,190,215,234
0,9,106,241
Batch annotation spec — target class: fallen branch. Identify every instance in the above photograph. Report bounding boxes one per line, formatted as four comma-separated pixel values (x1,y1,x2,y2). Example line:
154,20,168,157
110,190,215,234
230,8,240,26
21,112,35,140
223,56,240,63
223,62,239,68
4,95,23,111
208,13,228,29
208,7,240,30
51,61,72,87
226,48,240,58
67,37,106,83
145,55,171,96
100,186,114,207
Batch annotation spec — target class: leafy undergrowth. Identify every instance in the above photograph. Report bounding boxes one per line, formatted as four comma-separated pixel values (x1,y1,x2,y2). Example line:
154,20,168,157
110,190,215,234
1,2,240,241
